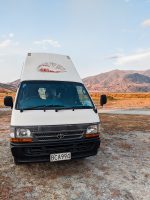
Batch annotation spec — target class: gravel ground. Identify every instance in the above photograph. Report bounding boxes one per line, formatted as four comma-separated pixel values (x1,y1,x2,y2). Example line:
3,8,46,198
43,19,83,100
0,111,150,200
99,108,150,115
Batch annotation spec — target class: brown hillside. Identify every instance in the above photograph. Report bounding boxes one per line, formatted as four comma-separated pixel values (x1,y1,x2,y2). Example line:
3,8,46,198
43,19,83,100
83,69,150,92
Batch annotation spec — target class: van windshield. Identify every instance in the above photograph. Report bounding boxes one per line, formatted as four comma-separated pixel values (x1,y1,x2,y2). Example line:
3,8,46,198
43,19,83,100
16,81,94,110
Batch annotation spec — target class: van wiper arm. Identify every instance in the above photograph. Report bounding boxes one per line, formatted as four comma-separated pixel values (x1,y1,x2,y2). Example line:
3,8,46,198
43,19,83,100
20,104,64,112
55,105,94,111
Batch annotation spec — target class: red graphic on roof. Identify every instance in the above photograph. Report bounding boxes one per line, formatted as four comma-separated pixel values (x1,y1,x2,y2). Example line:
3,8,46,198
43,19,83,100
38,62,66,73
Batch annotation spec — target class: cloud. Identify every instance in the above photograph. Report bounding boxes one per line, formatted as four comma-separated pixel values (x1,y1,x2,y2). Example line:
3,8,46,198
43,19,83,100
142,19,150,27
0,33,18,49
9,33,14,38
34,39,61,48
106,53,124,60
108,49,150,68
0,34,21,58
0,39,12,48
0,38,19,49
1,33,14,39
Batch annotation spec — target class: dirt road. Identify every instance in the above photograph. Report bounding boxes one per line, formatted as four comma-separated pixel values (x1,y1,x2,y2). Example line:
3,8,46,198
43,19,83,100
0,111,150,200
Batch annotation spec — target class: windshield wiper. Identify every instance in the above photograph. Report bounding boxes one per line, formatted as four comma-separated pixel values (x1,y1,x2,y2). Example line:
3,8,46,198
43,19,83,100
20,104,64,112
55,105,94,111
20,105,96,113
55,105,97,113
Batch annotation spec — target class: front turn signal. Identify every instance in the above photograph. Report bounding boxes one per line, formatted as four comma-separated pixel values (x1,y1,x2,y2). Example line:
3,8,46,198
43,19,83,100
84,133,99,138
10,138,32,143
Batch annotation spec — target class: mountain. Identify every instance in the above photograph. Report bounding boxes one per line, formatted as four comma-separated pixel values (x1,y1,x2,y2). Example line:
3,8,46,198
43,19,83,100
0,82,16,92
8,79,20,88
125,73,150,84
1,69,150,93
83,69,150,92
0,79,20,92
142,69,150,77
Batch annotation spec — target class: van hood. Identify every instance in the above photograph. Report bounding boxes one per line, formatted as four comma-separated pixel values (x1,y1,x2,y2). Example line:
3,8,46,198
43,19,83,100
11,109,100,126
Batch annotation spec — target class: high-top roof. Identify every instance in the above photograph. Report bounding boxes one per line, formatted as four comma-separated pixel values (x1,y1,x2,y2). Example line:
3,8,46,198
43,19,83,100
20,53,82,83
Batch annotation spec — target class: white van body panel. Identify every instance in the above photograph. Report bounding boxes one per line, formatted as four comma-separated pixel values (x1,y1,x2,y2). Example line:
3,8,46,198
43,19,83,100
11,109,99,126
10,53,100,163
21,53,82,83
11,53,99,127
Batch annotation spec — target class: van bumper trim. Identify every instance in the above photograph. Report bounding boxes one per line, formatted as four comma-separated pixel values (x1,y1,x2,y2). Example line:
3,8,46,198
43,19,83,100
10,138,100,163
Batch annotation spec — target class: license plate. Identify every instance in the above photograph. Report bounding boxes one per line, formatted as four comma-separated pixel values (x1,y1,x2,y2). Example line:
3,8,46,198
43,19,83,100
50,152,71,162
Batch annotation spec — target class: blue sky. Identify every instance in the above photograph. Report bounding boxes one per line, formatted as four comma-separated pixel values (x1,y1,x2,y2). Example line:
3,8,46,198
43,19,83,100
0,0,150,82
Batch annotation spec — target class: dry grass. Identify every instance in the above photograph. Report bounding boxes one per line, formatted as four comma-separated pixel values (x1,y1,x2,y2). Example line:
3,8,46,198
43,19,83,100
100,113,150,134
110,189,121,198
0,111,150,200
116,141,133,150
90,92,150,109
90,92,150,98
1,91,150,110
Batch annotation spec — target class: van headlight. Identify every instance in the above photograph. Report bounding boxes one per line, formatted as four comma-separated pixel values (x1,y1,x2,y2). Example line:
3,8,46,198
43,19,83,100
10,127,32,142
16,128,32,138
85,124,100,138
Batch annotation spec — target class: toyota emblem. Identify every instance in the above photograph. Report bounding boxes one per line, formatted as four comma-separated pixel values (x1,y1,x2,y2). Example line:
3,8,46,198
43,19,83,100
57,133,64,140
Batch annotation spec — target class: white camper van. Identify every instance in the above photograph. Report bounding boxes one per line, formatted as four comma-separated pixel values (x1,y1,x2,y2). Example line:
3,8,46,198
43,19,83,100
4,53,107,164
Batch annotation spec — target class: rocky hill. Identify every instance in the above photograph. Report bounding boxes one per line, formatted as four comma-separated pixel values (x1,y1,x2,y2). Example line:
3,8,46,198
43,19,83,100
0,82,16,92
83,69,150,92
9,79,20,88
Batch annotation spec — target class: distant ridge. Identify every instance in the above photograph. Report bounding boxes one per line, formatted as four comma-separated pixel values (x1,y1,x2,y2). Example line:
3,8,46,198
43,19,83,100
0,82,16,92
8,79,20,88
83,69,150,92
1,69,150,92
0,79,20,92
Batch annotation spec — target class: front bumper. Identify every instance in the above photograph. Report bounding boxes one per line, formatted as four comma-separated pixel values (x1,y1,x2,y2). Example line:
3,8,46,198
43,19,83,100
10,138,100,163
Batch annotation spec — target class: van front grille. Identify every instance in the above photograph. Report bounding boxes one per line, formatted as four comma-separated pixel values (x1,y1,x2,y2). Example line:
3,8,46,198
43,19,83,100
30,124,88,142
34,130,84,142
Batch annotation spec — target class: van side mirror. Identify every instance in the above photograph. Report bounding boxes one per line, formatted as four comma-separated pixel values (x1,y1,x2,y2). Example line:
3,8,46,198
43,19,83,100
4,96,13,109
100,95,107,107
